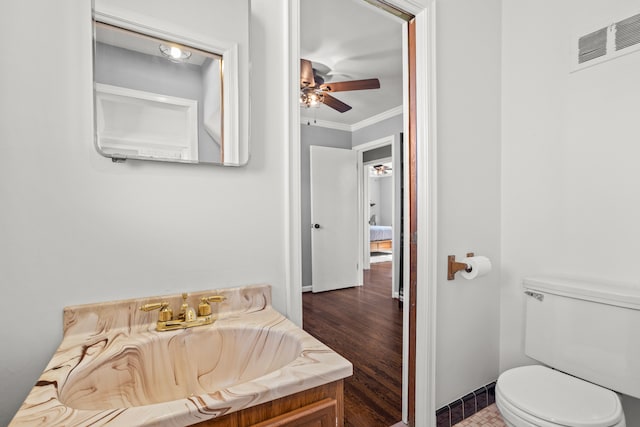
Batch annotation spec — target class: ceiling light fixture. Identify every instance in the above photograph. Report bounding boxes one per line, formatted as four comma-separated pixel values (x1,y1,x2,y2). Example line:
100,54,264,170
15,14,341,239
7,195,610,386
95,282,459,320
159,44,192,63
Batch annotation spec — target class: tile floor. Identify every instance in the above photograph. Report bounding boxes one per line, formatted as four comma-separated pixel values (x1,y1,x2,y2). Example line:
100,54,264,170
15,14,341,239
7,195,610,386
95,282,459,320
453,404,507,427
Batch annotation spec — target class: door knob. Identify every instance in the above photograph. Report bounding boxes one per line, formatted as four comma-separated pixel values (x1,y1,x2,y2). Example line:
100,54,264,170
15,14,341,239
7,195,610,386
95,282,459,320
312,223,321,229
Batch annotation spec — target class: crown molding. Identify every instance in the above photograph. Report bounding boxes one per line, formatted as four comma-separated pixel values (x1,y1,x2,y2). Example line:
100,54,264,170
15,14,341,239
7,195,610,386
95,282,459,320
383,0,428,15
351,105,403,131
300,105,403,133
299,117,352,132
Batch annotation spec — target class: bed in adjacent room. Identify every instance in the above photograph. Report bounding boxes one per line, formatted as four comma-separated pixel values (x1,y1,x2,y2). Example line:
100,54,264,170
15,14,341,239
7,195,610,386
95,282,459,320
370,225,392,252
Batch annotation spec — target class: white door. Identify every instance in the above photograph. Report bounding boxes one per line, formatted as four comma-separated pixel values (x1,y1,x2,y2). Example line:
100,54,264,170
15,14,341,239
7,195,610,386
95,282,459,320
310,146,359,292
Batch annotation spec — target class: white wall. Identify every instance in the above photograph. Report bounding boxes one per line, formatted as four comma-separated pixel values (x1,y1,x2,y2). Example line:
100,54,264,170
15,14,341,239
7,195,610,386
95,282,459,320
369,176,382,224
368,174,393,228
377,175,393,226
352,114,403,147
434,0,502,407
0,0,289,424
501,0,640,421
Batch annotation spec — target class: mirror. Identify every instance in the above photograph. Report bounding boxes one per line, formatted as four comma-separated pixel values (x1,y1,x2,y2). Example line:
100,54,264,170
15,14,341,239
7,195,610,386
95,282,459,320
92,0,250,166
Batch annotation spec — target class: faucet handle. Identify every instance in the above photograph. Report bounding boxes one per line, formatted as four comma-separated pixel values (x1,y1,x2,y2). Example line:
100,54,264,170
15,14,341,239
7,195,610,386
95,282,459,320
139,301,173,321
198,295,226,316
202,295,226,303
140,301,168,311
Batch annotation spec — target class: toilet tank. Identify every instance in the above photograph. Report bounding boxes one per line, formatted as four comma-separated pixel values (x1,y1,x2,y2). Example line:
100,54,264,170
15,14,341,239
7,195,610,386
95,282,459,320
524,275,640,399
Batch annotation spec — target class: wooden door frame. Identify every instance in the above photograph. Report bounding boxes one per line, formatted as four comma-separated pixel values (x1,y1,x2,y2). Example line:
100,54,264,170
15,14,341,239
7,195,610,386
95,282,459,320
285,1,438,426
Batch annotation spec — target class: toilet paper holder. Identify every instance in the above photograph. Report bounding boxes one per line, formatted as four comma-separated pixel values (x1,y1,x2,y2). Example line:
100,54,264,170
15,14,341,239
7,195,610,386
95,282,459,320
447,252,474,280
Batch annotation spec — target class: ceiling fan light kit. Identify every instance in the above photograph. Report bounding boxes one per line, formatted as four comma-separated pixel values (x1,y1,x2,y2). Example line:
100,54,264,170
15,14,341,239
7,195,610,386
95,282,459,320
300,88,325,108
299,58,380,113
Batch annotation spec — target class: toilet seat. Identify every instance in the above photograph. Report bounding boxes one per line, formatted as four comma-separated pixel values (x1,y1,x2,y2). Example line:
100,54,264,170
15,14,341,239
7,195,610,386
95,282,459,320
496,366,624,427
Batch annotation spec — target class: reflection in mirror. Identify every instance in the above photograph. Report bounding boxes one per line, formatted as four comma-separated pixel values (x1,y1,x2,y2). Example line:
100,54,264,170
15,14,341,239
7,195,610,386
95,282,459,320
93,14,248,166
93,22,225,164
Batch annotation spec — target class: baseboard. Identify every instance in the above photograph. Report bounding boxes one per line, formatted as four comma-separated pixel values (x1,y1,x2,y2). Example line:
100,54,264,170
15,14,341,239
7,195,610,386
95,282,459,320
435,381,496,427
302,285,312,293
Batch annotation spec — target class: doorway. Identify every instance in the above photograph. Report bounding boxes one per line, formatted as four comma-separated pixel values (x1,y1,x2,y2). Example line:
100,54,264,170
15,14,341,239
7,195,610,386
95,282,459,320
366,158,394,267
288,0,433,425
354,135,401,299
306,137,402,426
299,0,407,421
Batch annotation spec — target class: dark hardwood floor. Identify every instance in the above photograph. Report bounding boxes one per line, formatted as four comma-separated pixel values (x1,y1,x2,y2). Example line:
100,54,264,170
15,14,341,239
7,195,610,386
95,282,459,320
303,262,403,427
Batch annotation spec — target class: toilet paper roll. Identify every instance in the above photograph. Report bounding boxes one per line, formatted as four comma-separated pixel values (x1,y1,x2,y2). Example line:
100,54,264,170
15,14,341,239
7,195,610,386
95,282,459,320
460,256,492,280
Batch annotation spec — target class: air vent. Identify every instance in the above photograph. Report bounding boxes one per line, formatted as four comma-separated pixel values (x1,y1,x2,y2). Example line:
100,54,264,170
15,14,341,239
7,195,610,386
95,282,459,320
572,11,640,72
578,27,608,64
615,13,640,51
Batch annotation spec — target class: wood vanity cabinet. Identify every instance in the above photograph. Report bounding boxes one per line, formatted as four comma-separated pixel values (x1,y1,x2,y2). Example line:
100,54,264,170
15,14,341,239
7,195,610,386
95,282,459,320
189,380,344,427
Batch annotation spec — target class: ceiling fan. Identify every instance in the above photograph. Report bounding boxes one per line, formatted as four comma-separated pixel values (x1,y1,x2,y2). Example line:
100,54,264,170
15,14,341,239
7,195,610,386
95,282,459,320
300,58,380,113
372,163,392,175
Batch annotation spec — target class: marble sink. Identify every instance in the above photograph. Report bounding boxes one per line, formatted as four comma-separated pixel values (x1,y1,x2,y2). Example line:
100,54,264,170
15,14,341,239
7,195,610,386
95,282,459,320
10,285,352,426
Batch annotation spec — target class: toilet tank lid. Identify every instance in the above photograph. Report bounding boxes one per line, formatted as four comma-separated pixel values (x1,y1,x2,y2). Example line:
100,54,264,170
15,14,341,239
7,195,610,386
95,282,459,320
524,275,640,310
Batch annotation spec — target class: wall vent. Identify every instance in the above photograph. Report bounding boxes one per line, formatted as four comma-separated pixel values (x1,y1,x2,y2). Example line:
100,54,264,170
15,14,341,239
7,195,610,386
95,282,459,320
578,27,608,64
615,13,640,51
572,11,640,72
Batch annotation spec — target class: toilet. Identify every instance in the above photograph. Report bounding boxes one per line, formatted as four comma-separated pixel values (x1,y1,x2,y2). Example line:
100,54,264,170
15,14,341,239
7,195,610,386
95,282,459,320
496,276,640,427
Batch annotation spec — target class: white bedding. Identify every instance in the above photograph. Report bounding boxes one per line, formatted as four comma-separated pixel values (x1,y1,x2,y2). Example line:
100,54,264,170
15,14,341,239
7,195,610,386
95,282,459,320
370,225,392,241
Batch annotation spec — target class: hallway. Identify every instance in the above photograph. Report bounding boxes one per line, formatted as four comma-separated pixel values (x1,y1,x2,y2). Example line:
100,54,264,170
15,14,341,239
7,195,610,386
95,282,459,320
303,262,403,427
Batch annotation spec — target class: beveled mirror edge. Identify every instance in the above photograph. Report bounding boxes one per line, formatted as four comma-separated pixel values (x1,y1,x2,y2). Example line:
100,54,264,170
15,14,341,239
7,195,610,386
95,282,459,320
91,1,250,167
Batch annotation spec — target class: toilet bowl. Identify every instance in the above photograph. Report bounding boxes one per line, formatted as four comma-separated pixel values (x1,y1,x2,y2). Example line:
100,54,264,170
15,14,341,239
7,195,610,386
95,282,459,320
496,366,625,427
497,275,640,427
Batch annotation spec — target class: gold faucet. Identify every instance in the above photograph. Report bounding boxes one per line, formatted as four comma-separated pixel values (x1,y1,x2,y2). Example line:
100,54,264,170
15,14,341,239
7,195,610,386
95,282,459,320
140,293,226,331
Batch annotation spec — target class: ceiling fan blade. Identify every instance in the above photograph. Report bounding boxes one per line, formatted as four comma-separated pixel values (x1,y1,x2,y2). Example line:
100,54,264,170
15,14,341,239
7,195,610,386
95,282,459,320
300,59,315,87
322,93,352,113
320,78,380,92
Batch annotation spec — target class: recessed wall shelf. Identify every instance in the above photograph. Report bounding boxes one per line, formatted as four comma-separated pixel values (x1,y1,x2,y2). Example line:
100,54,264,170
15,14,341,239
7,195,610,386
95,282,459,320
95,83,199,162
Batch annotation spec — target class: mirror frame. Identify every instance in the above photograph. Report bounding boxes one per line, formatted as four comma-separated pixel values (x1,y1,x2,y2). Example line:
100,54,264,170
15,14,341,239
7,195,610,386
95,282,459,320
92,3,249,166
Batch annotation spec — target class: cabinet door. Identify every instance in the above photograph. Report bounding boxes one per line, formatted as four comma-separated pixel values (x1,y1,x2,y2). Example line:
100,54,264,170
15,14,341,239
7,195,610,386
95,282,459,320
249,398,337,427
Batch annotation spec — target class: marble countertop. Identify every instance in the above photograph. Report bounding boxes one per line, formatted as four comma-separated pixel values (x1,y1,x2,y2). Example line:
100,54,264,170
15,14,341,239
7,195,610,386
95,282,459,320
10,285,352,426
